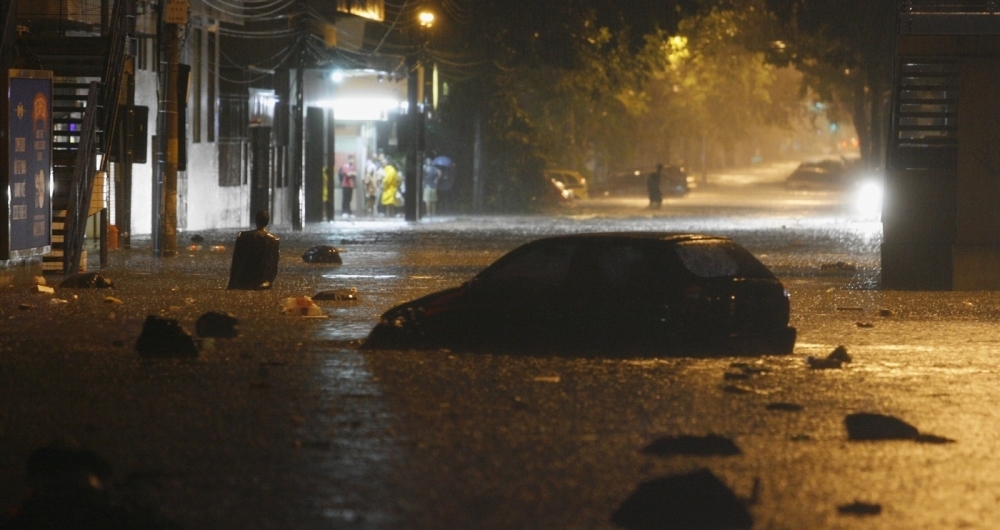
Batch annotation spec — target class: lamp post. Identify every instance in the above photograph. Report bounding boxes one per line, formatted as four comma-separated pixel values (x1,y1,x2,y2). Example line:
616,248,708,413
404,10,434,221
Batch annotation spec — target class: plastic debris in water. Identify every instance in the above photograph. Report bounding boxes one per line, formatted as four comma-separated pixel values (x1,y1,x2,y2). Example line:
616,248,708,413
196,311,239,338
281,296,324,317
312,287,359,301
302,245,343,264
135,315,198,357
59,272,114,289
845,412,955,443
612,469,753,530
807,345,851,369
837,501,881,516
640,434,742,457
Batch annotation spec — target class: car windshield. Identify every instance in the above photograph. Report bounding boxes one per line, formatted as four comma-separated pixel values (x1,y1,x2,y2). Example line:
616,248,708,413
674,240,775,279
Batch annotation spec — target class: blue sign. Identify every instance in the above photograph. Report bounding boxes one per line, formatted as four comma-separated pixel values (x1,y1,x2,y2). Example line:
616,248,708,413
6,70,52,257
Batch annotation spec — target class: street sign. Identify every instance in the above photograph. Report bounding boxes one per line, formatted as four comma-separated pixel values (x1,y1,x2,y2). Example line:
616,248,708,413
165,0,189,24
3,70,52,259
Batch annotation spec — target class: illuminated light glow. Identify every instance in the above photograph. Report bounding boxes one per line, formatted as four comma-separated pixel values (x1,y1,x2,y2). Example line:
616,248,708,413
330,70,345,83
854,180,884,219
335,0,384,21
315,98,402,121
418,11,435,27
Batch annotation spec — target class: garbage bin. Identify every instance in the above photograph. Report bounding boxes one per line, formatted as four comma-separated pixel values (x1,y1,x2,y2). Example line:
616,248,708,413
108,225,119,250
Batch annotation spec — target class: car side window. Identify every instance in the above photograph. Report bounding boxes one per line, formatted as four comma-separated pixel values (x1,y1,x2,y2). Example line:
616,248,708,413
477,242,576,292
592,244,653,292
674,240,774,279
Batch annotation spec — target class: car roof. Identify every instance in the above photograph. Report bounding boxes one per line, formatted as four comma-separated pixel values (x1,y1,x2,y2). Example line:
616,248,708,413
530,232,730,244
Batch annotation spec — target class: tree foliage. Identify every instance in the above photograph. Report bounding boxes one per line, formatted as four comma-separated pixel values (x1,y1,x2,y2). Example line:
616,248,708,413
763,0,896,169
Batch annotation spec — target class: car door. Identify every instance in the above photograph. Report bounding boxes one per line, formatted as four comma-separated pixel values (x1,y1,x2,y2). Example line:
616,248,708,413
571,239,661,349
467,239,580,348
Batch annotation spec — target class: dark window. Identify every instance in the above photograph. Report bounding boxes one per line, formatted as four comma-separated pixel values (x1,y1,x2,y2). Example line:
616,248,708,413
479,242,575,291
593,244,653,292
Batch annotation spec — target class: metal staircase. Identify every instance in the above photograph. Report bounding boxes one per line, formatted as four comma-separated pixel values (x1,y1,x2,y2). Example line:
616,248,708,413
15,0,135,274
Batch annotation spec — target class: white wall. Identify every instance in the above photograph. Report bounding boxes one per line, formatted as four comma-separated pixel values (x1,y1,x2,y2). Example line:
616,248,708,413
182,143,247,230
131,70,157,236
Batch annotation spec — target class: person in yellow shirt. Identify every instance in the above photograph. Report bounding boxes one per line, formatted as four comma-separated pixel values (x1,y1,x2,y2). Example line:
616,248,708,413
381,164,400,217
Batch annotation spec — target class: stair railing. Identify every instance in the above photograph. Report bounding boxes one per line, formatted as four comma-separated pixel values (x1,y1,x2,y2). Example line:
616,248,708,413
63,82,101,274
63,0,135,275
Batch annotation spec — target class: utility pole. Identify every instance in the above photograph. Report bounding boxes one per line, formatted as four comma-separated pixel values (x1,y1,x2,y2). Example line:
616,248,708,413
404,53,419,221
159,0,186,257
291,18,305,230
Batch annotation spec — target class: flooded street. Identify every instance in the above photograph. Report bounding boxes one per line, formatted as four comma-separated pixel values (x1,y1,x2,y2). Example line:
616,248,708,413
3,178,1000,529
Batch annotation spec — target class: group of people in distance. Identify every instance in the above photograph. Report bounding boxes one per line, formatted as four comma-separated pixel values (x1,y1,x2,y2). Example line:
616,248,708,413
332,152,443,219
229,152,445,289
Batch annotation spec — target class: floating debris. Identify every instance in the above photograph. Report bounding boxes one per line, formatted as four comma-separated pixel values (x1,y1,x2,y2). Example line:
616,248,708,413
766,402,804,412
18,303,36,311
878,309,893,317
611,469,753,530
190,234,205,243
856,321,874,328
103,296,123,304
30,285,54,294
135,315,198,357
59,272,113,289
807,345,852,369
821,261,857,271
280,296,324,317
837,501,881,516
723,384,754,394
312,287,359,301
195,311,239,338
533,375,561,383
845,413,918,441
640,434,742,457
302,245,343,264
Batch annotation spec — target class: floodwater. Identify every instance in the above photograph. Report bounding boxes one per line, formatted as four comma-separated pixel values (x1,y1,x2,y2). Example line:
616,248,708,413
3,175,999,529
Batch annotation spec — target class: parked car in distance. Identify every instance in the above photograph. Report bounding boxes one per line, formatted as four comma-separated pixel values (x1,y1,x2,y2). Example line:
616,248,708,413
785,157,861,191
363,233,796,356
545,169,589,200
785,163,844,191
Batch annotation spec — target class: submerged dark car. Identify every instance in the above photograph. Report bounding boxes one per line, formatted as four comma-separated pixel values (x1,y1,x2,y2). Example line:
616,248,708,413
363,233,796,356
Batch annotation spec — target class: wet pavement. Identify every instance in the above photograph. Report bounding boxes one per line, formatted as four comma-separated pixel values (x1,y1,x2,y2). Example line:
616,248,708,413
3,177,1000,529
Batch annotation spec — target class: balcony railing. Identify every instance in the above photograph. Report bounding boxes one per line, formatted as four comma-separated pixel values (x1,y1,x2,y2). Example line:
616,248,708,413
900,0,1000,34
901,1,1000,13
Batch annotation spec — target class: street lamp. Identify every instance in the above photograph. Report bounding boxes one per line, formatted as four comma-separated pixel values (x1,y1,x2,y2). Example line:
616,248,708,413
418,11,435,28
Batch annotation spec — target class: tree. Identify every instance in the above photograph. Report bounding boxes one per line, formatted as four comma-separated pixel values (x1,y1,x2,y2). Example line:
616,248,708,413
764,0,896,169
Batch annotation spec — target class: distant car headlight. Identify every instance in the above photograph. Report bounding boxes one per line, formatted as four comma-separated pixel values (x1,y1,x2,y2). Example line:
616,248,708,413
854,180,883,218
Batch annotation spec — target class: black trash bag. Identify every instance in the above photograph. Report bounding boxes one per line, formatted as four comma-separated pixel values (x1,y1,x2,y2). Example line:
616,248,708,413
135,316,198,357
195,311,239,338
227,229,280,290
845,413,919,441
8,444,116,529
611,469,753,530
7,443,182,530
302,245,342,264
640,434,742,457
59,273,114,289
312,288,359,301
